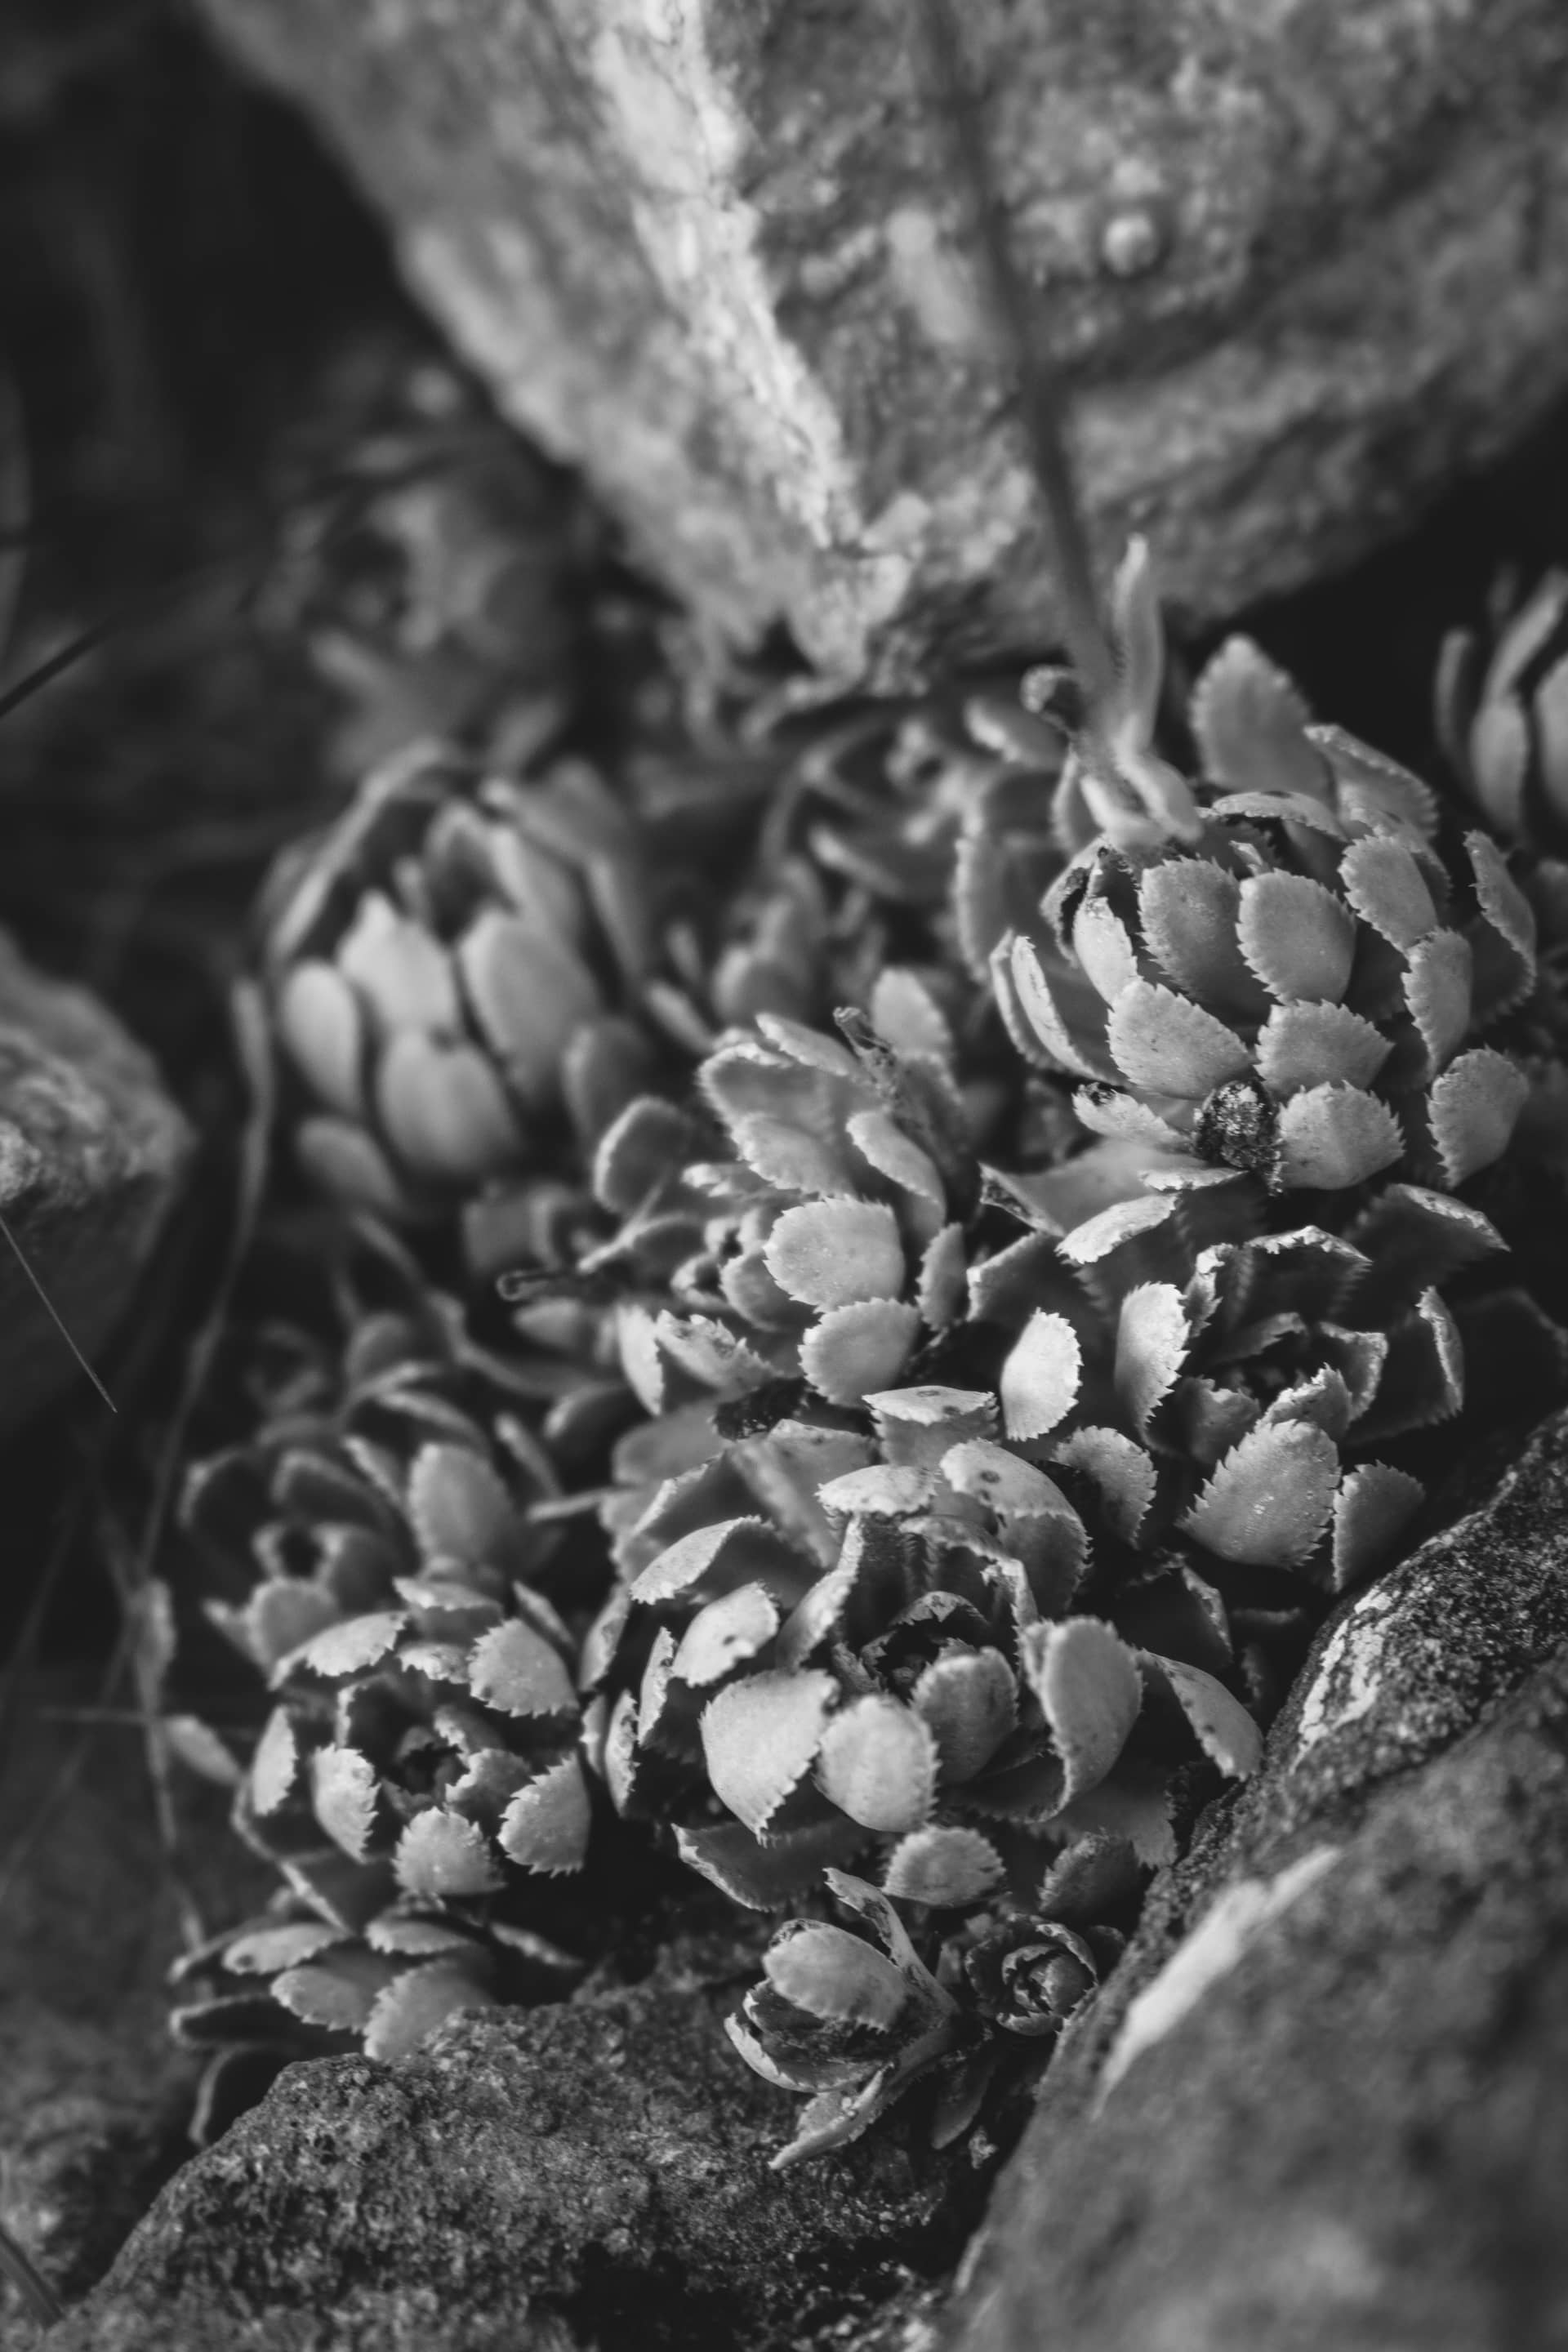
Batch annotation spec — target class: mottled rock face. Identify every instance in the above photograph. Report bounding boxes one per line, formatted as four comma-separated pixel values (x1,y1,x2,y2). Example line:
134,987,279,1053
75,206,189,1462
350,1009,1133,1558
0,1675,270,2341
0,932,189,1435
939,1408,1568,2352
48,1958,984,2352
190,0,1568,675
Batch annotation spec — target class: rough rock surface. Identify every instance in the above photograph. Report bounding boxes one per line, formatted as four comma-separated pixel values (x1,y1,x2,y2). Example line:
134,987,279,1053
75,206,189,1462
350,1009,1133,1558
188,0,1568,676
938,1407,1568,2352
0,932,189,1435
47,1414,1568,2351
0,1674,270,2337
47,1953,983,2352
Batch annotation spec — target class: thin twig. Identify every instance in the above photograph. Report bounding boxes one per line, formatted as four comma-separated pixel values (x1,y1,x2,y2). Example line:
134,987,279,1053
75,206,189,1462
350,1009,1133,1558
0,1212,116,1414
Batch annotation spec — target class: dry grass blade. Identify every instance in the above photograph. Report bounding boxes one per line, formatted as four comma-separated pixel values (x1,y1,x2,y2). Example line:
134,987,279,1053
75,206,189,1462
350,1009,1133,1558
0,2212,64,2332
98,977,278,1955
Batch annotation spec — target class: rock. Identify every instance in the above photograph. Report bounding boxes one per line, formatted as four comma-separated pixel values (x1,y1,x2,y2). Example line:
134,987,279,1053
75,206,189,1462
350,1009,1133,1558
0,1673,272,2336
938,1406,1568,2352
0,931,190,1435
185,0,1568,677
47,1957,986,2351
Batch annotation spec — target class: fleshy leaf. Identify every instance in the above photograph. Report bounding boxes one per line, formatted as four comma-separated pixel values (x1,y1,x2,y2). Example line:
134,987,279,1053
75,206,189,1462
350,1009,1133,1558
1402,931,1472,1076
866,1386,997,1469
700,1669,837,1834
406,1444,516,1572
1188,636,1323,800
1000,1310,1084,1441
917,1224,969,1329
817,1696,937,1833
250,1706,301,1815
764,1922,910,2029
1115,1283,1191,1436
273,1947,402,2033
1254,1001,1390,1096
1309,726,1437,838
1180,1419,1340,1570
801,1299,921,1407
311,1745,381,1860
458,910,599,1100
1274,1085,1404,1191
882,1825,1005,1908
1338,835,1437,950
675,1815,866,1909
909,1650,1018,1784
225,1921,345,1975
363,1960,499,2064
1236,872,1356,1004
848,1109,945,1206
1328,1463,1425,1591
1074,899,1141,1004
497,1757,592,1873
1143,1655,1263,1776
1135,858,1263,1024
1009,936,1116,1080
376,1031,522,1183
1428,1049,1528,1186
672,1584,781,1689
1021,1619,1143,1804
732,1115,855,1196
870,969,953,1065
276,961,366,1118
764,1200,906,1311
394,1809,504,1899
468,1619,576,1717
1051,1426,1158,1544
279,1610,406,1685
338,893,460,1033
1104,982,1251,1098
1110,536,1164,748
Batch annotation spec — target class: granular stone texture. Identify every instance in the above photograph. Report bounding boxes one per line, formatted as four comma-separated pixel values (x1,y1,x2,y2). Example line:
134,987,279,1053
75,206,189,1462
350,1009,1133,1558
48,1960,984,2351
189,0,1568,675
0,932,189,1434
0,1674,270,2340
941,1408,1568,2352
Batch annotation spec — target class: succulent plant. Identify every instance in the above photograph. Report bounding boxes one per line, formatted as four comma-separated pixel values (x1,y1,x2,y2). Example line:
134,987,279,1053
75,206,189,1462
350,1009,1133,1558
728,1838,1138,2165
265,740,675,1278
180,1245,564,1680
170,1891,584,2145
568,958,1512,1969
172,1263,604,2114
1435,570,1568,859
993,547,1533,1203
746,683,1063,969
266,341,587,779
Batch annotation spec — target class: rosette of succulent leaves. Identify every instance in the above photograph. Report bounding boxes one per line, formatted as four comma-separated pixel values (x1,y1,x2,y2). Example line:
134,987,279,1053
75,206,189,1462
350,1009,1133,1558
266,343,589,780
566,541,1557,2162
265,733,694,1285
1433,570,1568,1200
172,1248,598,2136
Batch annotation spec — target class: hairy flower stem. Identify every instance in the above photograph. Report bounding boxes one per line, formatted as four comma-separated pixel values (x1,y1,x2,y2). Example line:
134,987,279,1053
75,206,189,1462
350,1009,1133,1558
911,0,1116,722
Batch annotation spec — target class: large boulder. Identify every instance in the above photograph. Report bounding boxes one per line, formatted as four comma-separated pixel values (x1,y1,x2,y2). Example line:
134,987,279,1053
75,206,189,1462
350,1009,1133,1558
0,1674,270,2337
937,1408,1568,2352
188,0,1568,677
45,1951,983,2351
46,1414,1568,2350
0,933,190,1437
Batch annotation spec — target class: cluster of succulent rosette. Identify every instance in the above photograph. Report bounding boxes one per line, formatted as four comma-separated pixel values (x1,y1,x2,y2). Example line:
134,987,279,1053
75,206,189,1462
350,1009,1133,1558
172,536,1562,2166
